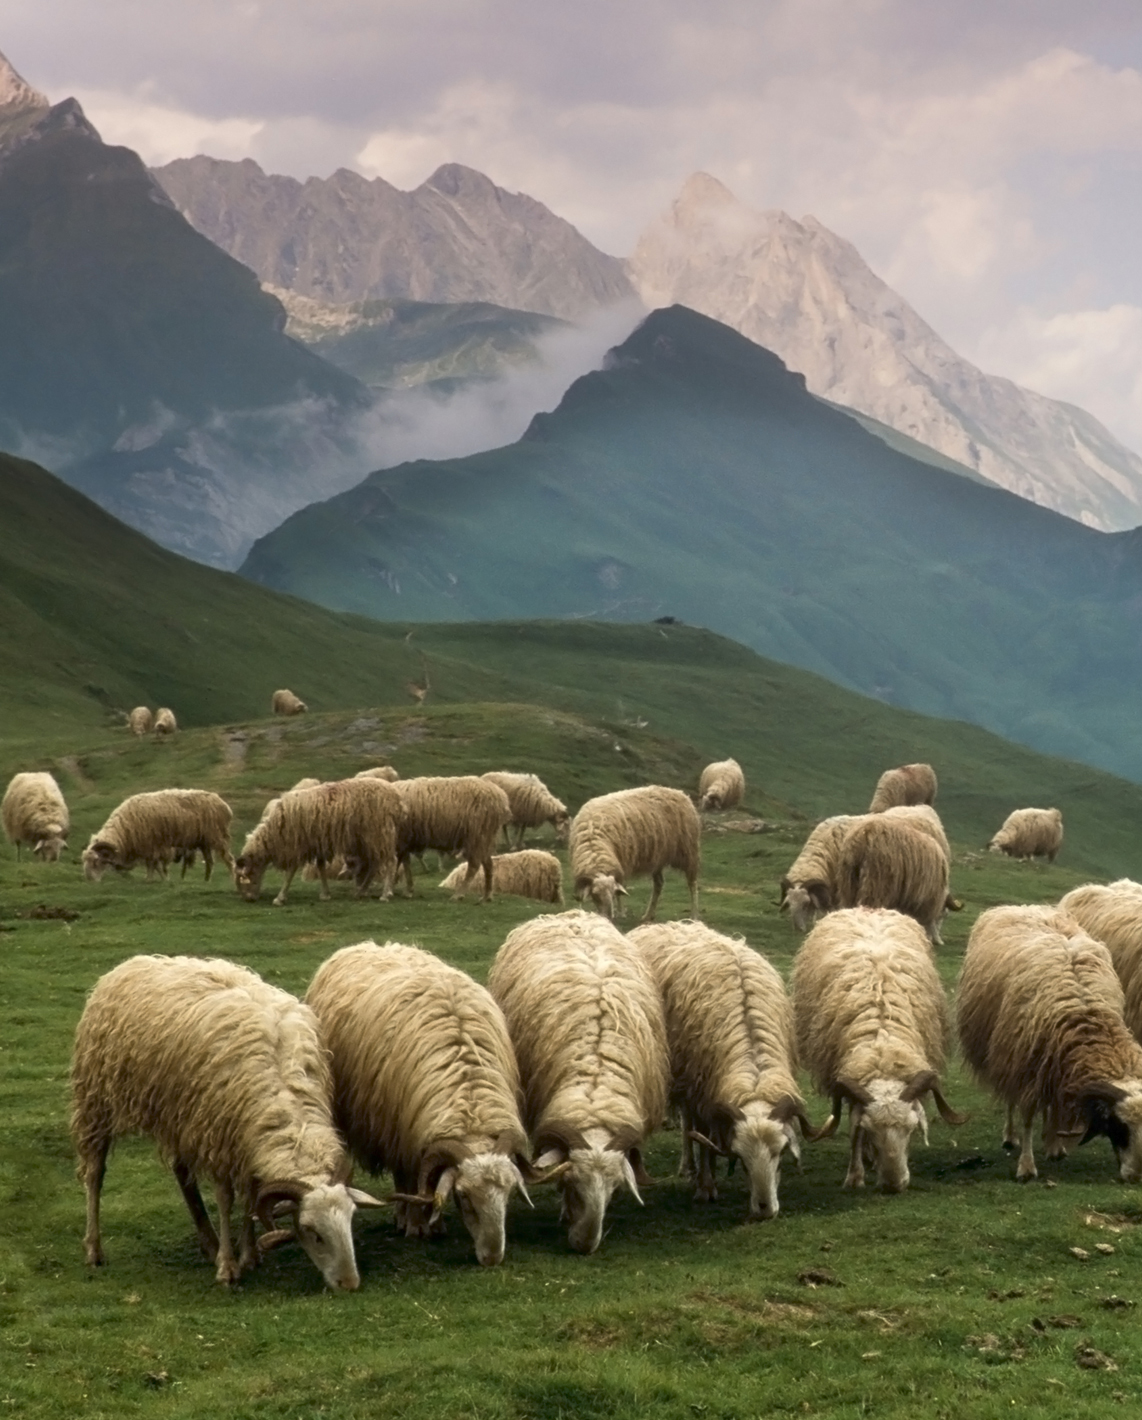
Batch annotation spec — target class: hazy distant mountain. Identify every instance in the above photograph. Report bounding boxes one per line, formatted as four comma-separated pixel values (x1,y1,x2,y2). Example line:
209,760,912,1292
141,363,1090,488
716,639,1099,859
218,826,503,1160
628,173,1142,533
152,156,635,319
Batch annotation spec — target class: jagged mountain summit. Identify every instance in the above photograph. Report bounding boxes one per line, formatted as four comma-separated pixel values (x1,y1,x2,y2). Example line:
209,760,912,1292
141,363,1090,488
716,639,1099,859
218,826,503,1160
152,156,635,319
628,173,1142,533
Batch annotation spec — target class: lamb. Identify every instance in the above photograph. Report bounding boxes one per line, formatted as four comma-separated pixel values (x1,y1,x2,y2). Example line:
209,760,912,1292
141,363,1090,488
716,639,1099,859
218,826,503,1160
236,777,402,905
356,766,399,781
988,807,1063,862
306,941,536,1267
272,689,308,716
71,954,385,1287
569,785,700,922
82,790,234,883
127,706,153,736
153,707,178,735
958,904,1142,1182
1,771,69,861
869,763,938,812
791,908,965,1191
391,776,511,900
482,771,569,848
439,849,564,904
836,814,951,945
779,814,860,932
697,758,745,813
487,910,669,1254
629,921,817,1219
1058,880,1142,1039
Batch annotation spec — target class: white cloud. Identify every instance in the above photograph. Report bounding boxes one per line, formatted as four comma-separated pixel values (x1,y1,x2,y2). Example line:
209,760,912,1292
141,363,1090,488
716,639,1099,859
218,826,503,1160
73,86,263,165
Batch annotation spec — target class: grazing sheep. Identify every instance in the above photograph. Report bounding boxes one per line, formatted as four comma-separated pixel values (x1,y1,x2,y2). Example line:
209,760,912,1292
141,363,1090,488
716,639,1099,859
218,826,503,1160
392,776,511,901
127,706,153,737
356,766,400,782
958,904,1142,1182
836,815,951,945
779,814,860,932
272,689,307,716
290,777,322,792
881,804,951,864
2,771,69,861
697,758,745,813
71,954,385,1287
869,763,937,812
153,708,177,735
630,921,817,1219
988,807,1063,862
236,778,402,905
439,849,564,904
791,908,965,1192
1059,880,1142,1040
570,786,701,923
306,941,535,1267
482,771,569,848
488,910,669,1254
82,790,233,883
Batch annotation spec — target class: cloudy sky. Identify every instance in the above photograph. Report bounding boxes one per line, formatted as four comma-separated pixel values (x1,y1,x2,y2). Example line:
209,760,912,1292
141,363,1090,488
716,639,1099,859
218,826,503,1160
8,0,1142,448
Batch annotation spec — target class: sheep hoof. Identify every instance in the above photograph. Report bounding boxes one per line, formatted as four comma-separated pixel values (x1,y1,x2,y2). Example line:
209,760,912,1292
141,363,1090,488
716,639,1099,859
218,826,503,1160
693,1186,717,1204
1015,1165,1038,1182
214,1258,242,1285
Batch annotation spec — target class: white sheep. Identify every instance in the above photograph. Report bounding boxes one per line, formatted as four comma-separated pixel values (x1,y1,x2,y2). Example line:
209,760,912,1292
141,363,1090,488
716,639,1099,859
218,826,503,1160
1058,880,1142,1040
482,771,569,848
779,814,860,932
697,759,745,813
127,706,153,736
791,908,965,1191
272,689,308,716
392,776,511,900
306,941,536,1267
988,808,1063,862
71,954,385,1287
836,815,951,945
439,849,564,904
487,909,669,1254
1,771,69,861
153,708,178,735
569,785,700,922
355,766,400,781
82,790,234,882
869,763,938,812
629,921,817,1219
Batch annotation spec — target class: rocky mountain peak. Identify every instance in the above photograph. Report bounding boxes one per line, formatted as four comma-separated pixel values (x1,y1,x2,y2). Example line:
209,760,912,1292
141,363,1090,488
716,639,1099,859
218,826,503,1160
0,49,48,113
424,162,499,200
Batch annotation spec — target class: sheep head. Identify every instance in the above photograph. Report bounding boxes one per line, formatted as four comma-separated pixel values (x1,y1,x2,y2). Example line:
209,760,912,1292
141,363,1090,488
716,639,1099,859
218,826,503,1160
534,1122,647,1255
1078,1082,1142,1183
254,1178,386,1291
583,874,628,920
233,854,267,902
81,839,118,881
34,831,67,862
834,1076,927,1193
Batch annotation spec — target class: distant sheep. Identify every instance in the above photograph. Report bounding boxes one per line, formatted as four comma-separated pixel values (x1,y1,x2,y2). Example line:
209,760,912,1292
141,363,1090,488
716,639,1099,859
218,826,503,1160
127,706,153,737
439,849,563,904
869,763,937,812
958,904,1142,1181
1,771,69,861
792,908,965,1192
836,815,951,945
392,776,511,900
570,786,700,922
697,759,745,813
356,766,400,782
290,777,322,792
272,689,307,716
488,910,669,1254
779,814,860,932
1059,880,1142,1039
482,771,569,848
988,807,1063,862
153,708,177,735
630,921,816,1219
82,790,233,883
72,954,384,1287
306,941,535,1267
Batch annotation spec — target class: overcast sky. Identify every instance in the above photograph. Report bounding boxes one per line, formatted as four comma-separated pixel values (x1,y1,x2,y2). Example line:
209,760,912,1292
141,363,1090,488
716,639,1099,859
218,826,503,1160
8,1,1142,449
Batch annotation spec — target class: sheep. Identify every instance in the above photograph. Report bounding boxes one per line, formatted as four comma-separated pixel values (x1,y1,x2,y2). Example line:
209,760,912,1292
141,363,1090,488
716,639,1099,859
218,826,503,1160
82,790,234,883
272,689,307,716
153,708,177,735
487,910,669,1254
1058,880,1142,1040
958,904,1142,1182
356,766,399,782
236,777,402,905
1,771,69,861
869,763,937,812
127,706,153,736
306,941,536,1267
988,807,1063,862
792,908,964,1191
290,777,322,791
439,849,564,904
482,771,569,848
629,921,817,1219
391,776,511,901
697,758,745,813
881,804,951,864
569,786,700,923
71,954,386,1287
836,815,951,945
779,814,860,932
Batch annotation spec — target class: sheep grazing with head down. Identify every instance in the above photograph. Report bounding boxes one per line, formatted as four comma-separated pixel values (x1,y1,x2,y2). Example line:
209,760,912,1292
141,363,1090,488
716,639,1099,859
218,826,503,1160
356,765,399,782
2,771,69,862
71,954,385,1287
869,763,937,812
488,910,669,1255
630,921,817,1220
482,771,569,848
958,904,1142,1182
439,849,564,904
779,814,859,932
1058,880,1142,1039
306,941,536,1267
82,789,233,883
988,807,1063,863
127,706,153,737
153,707,178,735
836,815,951,945
697,758,745,813
272,688,307,716
391,776,511,900
570,785,700,923
791,908,966,1192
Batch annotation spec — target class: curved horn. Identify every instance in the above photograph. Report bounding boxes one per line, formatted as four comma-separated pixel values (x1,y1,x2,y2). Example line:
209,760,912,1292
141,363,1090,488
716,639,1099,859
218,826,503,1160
255,1178,306,1230
416,1140,473,1197
347,1187,389,1208
430,1166,459,1224
771,1093,829,1142
530,1160,573,1186
688,1129,729,1157
930,1083,970,1127
834,1078,873,1108
255,1227,295,1253
534,1120,589,1156
900,1070,939,1103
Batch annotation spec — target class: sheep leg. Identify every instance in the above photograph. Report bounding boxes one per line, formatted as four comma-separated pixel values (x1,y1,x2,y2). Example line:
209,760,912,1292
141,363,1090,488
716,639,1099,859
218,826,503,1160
640,870,665,924
687,872,700,921
452,857,484,902
173,1161,220,1261
678,1107,695,1178
80,1140,111,1266
1015,1106,1038,1182
237,1211,258,1272
694,1144,718,1203
272,867,298,907
212,1180,241,1283
926,918,944,947
843,1122,866,1188
221,848,236,881
201,848,213,883
315,863,332,902
1002,1103,1019,1151
1043,1103,1069,1161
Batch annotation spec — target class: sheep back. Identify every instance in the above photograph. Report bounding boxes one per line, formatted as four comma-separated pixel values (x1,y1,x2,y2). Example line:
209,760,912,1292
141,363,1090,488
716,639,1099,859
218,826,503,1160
127,706,153,736
1059,881,1142,1039
869,763,937,812
697,759,745,812
2,771,69,859
439,850,564,904
836,816,949,939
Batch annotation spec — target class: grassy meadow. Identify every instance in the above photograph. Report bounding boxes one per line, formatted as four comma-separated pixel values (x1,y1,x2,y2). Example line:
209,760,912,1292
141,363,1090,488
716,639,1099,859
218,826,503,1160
2,696,1142,1420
